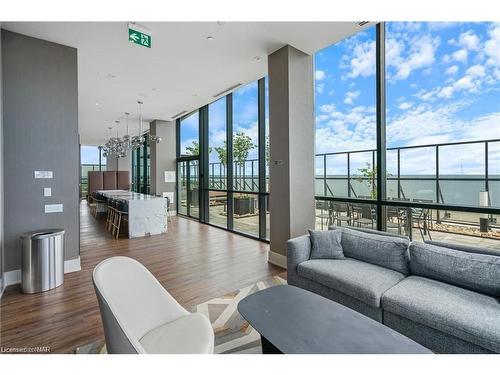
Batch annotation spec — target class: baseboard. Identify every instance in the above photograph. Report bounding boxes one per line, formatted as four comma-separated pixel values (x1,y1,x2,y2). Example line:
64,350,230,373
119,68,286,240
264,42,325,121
4,256,81,287
4,269,21,287
268,251,287,269
64,256,82,273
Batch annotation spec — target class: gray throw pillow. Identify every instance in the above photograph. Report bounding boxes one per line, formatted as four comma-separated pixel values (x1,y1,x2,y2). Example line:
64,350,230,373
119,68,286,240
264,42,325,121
336,226,410,275
410,242,500,297
308,229,345,260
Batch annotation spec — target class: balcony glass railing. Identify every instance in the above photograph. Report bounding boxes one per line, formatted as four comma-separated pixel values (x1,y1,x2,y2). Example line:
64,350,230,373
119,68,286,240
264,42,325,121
313,139,500,247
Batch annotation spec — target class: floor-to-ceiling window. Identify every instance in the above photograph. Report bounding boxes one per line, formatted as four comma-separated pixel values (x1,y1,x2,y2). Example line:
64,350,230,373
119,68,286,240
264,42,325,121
314,25,378,230
207,97,228,228
131,137,150,194
232,81,260,237
176,78,269,241
314,22,500,249
80,145,106,199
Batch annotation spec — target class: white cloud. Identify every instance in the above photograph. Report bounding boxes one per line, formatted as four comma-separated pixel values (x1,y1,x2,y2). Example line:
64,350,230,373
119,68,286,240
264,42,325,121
459,30,480,51
452,49,468,63
348,40,376,78
484,23,500,67
319,104,336,113
316,82,325,95
445,65,459,75
315,70,326,81
466,64,486,77
344,90,360,105
398,102,413,110
388,35,439,80
437,64,486,99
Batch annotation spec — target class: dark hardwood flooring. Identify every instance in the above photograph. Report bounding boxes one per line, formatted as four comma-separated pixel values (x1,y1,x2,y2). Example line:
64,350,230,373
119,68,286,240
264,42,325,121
0,201,283,353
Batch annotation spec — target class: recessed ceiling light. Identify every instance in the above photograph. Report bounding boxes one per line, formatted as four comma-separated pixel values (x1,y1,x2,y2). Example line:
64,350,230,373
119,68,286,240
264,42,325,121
107,73,116,79
95,102,99,106
152,88,157,91
206,36,214,41
217,21,226,26
107,126,113,130
254,56,262,61
192,94,198,97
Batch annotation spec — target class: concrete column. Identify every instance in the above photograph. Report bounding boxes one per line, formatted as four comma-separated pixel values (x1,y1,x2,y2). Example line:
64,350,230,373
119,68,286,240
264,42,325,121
150,120,176,211
106,156,118,170
268,45,315,268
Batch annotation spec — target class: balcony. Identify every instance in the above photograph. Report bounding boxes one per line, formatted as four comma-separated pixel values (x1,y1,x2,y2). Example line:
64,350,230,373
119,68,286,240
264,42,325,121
315,138,500,250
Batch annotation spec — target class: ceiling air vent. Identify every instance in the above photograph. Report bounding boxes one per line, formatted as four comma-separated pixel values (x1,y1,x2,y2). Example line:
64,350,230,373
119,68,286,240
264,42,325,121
213,83,242,98
171,110,188,119
357,21,370,27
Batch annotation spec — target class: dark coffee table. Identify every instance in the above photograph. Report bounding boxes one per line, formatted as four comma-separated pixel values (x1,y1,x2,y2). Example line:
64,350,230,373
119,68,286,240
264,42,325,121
238,285,432,354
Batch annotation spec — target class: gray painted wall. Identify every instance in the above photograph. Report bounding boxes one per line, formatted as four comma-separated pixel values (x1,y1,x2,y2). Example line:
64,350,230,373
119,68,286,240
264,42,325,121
268,45,315,257
150,120,176,209
0,28,4,292
2,30,79,272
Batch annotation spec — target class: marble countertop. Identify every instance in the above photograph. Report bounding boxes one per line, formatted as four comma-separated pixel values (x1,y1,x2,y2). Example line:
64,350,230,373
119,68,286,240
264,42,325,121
97,190,163,201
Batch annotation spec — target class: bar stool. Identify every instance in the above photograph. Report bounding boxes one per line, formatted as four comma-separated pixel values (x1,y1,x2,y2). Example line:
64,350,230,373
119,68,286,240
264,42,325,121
107,199,116,232
89,193,97,217
112,200,128,239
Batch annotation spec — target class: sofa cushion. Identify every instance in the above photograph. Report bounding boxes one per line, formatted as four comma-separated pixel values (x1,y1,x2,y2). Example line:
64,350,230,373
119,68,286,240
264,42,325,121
308,229,344,260
297,258,405,307
382,276,500,353
410,242,500,297
425,240,500,257
329,226,410,275
330,225,409,240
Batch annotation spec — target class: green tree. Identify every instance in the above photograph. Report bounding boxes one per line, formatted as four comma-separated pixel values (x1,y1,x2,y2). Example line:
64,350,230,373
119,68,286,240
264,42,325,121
214,145,227,166
233,132,256,191
186,140,211,156
185,140,199,155
356,162,377,199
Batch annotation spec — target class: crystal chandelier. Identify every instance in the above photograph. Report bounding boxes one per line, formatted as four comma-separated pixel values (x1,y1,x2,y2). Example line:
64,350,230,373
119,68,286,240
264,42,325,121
101,100,161,158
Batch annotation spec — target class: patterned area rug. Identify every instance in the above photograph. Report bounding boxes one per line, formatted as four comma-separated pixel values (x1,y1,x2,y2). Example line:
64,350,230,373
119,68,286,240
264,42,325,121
75,276,286,354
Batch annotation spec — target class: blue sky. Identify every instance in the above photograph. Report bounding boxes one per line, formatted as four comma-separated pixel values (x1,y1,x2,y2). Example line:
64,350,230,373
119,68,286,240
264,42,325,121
81,145,105,165
181,81,261,164
315,22,500,175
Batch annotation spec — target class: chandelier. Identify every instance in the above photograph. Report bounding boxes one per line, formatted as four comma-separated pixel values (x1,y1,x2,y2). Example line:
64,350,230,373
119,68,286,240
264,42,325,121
101,101,161,158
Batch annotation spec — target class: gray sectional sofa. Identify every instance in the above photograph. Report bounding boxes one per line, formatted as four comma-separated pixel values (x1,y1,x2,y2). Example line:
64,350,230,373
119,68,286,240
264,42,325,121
287,226,500,354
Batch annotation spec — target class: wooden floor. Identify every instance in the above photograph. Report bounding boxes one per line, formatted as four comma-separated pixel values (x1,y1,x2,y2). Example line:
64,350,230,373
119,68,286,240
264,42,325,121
0,201,283,353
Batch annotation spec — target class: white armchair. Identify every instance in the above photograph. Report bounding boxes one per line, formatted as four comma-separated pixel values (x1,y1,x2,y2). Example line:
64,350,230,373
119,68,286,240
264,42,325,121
92,256,214,354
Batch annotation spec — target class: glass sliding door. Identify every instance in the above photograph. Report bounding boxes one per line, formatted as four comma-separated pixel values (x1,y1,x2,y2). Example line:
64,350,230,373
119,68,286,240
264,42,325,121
175,78,269,242
188,160,200,219
177,111,201,219
177,161,188,216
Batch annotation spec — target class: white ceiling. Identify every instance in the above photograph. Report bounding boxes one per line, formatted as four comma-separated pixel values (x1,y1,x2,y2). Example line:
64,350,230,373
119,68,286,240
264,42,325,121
1,21,370,145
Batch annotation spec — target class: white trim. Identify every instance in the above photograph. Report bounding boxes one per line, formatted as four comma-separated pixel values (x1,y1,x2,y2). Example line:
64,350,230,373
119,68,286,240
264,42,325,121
64,256,81,273
4,269,21,287
3,256,81,287
268,251,287,269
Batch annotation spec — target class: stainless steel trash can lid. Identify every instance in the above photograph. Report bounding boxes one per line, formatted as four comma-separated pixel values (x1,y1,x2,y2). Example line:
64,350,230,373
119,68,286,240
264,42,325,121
20,229,65,239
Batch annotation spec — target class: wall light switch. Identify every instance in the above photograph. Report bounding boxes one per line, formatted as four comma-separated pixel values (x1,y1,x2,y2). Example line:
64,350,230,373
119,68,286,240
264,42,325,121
44,187,52,197
44,204,63,213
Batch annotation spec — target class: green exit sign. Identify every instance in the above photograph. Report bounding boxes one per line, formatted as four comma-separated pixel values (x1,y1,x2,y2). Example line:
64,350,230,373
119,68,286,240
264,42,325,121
128,26,151,48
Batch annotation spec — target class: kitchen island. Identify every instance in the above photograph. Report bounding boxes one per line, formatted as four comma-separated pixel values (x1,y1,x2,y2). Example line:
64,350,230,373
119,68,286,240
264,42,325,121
97,190,167,238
